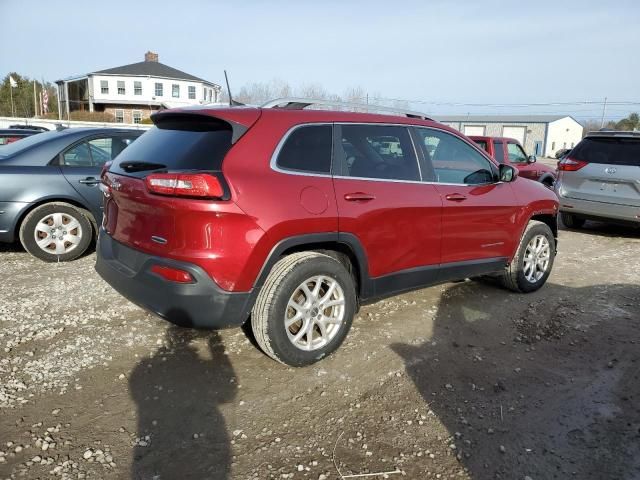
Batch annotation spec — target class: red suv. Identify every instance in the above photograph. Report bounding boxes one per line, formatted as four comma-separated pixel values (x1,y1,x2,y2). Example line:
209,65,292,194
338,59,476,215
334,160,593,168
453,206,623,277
469,136,556,188
96,102,559,366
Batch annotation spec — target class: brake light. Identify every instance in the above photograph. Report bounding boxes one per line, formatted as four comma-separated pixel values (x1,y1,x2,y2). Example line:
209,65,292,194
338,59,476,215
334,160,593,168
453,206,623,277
151,265,194,283
558,157,588,171
145,173,225,198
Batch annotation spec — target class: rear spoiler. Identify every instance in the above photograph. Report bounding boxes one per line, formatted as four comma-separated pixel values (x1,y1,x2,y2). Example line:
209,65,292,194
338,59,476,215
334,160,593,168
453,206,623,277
151,107,261,144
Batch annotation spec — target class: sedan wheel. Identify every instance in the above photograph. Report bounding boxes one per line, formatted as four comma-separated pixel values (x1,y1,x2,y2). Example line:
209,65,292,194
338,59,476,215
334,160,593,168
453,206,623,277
19,202,93,262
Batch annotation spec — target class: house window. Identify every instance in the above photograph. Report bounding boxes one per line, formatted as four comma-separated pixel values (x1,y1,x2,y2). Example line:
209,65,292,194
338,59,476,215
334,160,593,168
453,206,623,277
115,109,124,123
132,110,142,124
188,86,196,100
552,141,556,150
100,80,108,94
155,82,163,97
117,81,125,95
134,81,142,95
172,84,180,98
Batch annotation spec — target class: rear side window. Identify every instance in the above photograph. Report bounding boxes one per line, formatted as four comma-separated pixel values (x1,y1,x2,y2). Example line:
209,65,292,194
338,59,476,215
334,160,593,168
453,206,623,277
473,140,488,152
494,141,505,163
110,115,233,177
570,137,640,166
336,125,420,181
276,125,332,174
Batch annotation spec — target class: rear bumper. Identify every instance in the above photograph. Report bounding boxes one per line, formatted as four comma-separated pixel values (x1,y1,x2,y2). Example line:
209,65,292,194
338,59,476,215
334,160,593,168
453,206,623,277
557,193,639,223
95,229,253,329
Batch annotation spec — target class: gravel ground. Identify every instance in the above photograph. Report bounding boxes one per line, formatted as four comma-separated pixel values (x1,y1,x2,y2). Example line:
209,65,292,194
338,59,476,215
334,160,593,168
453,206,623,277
0,221,639,480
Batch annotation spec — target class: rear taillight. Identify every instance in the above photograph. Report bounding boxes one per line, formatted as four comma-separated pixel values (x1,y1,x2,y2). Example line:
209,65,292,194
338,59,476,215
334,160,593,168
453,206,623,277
558,157,588,171
145,173,225,198
151,265,194,283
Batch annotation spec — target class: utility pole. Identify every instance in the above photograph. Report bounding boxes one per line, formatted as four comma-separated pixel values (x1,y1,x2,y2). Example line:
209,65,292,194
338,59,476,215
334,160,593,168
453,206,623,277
600,97,607,128
33,81,38,118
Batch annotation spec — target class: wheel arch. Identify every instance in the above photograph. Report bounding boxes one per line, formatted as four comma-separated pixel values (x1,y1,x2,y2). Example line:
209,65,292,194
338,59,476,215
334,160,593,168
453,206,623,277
15,197,97,242
253,233,372,301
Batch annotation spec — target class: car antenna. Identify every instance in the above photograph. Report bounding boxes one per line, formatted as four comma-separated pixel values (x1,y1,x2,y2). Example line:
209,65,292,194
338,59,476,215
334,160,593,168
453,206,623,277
224,70,245,107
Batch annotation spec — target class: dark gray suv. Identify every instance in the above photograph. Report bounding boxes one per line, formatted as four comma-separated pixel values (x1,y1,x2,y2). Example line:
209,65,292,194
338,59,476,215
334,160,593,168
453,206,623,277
0,128,142,261
556,131,640,228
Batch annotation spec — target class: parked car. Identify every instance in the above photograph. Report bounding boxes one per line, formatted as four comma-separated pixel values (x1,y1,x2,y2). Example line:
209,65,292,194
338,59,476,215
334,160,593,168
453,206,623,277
555,130,640,228
469,136,556,188
0,128,43,145
9,124,50,132
96,104,559,366
0,128,142,261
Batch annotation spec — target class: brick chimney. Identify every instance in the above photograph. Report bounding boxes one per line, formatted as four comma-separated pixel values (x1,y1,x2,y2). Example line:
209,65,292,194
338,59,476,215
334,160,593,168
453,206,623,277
144,51,158,62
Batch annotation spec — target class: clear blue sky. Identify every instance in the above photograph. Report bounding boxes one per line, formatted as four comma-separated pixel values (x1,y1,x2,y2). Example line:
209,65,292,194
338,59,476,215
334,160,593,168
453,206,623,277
2,0,639,120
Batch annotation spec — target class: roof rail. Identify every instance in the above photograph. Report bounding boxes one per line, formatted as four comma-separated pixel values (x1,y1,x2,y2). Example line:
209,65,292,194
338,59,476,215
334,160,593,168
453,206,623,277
261,97,432,121
587,129,640,137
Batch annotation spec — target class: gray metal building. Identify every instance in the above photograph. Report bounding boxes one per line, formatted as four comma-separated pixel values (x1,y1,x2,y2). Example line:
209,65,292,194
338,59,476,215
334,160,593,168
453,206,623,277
436,115,583,157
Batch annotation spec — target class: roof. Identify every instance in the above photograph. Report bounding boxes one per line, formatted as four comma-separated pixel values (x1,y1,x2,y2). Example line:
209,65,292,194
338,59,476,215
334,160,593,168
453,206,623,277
75,61,217,86
436,114,577,124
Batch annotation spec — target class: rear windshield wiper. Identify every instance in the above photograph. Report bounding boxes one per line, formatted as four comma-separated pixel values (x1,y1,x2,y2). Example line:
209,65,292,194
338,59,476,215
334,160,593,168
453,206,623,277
118,161,167,173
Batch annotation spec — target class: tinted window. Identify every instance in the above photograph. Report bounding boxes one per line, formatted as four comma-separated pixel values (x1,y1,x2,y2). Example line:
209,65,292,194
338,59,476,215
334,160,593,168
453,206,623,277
110,116,233,178
417,129,495,184
276,125,332,174
494,141,505,163
570,137,640,166
473,140,488,152
63,142,92,167
507,143,528,163
337,125,420,181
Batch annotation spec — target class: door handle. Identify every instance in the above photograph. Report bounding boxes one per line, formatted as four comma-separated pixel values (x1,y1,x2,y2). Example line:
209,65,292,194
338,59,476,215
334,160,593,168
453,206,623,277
344,192,376,202
445,193,467,202
78,177,100,185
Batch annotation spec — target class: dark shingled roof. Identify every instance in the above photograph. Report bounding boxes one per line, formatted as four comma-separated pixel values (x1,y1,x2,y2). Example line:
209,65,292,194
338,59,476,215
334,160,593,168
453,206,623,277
92,61,216,85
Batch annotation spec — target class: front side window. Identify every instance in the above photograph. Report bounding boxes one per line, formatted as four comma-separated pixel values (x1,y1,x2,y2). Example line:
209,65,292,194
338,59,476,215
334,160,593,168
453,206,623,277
155,82,163,96
172,84,180,98
417,128,495,185
115,109,124,123
134,81,142,95
336,125,420,181
188,86,196,99
117,81,125,95
507,142,528,163
276,125,332,174
494,141,505,163
100,80,108,94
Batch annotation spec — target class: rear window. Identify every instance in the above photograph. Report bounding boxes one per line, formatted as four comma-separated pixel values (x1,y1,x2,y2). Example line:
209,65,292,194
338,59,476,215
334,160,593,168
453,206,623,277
570,137,640,166
110,115,233,177
276,125,332,174
473,140,488,152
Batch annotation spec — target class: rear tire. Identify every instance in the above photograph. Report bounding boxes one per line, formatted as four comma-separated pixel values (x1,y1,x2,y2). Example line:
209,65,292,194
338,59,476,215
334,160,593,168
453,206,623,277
561,212,585,229
251,252,357,367
499,221,555,293
19,203,93,262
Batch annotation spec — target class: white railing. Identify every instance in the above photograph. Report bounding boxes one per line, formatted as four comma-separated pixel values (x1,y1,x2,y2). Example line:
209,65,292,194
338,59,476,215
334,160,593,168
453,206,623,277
0,116,151,131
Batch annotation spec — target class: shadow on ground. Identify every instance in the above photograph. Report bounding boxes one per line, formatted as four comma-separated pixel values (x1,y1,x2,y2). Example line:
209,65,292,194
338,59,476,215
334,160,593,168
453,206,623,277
559,220,640,238
393,281,640,480
129,326,237,479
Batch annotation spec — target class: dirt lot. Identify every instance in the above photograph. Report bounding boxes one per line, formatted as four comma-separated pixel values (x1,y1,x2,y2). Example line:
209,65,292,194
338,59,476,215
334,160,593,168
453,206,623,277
0,222,639,480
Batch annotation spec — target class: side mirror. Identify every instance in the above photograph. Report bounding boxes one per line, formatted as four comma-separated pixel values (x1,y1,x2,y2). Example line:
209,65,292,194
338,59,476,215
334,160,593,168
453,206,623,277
527,155,537,164
499,164,518,182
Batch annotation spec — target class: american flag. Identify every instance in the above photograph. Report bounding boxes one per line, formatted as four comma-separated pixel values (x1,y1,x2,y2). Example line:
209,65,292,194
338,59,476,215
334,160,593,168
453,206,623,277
41,88,49,114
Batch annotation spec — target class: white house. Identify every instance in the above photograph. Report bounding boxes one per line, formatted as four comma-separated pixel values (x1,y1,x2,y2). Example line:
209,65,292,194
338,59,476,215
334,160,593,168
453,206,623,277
436,115,584,157
56,52,221,124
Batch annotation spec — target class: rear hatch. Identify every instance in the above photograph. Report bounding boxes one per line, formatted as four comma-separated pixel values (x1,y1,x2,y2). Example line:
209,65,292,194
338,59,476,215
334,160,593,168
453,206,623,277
559,135,640,207
102,110,257,255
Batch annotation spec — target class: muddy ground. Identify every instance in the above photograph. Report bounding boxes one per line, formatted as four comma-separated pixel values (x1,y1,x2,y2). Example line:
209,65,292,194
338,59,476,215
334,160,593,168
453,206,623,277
0,221,639,480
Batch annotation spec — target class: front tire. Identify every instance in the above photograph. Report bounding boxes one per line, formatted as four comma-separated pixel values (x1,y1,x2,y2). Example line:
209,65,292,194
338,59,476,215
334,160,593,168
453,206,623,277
251,252,357,366
499,221,555,293
19,202,93,262
561,212,585,229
